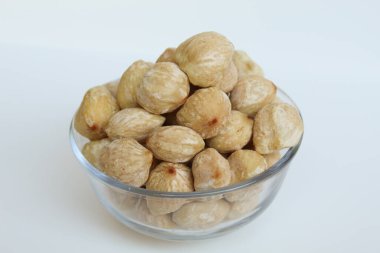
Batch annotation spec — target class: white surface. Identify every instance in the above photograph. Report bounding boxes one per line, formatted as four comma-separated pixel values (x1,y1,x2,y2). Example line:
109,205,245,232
1,0,379,252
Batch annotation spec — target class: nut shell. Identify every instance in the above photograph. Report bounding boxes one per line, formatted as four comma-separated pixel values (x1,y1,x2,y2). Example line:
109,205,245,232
207,110,253,153
228,150,267,184
231,75,276,117
172,200,230,229
253,103,304,154
156,47,176,63
82,138,111,170
137,62,190,114
74,86,119,140
192,148,231,191
175,32,234,87
105,108,165,141
117,60,153,109
176,87,231,139
146,126,205,163
100,138,153,187
233,50,264,78
146,162,194,215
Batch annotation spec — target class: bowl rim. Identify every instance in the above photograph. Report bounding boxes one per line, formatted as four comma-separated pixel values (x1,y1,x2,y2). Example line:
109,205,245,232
69,87,303,198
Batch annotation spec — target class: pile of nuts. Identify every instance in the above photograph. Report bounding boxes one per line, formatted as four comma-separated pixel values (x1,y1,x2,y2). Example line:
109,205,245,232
75,31,304,229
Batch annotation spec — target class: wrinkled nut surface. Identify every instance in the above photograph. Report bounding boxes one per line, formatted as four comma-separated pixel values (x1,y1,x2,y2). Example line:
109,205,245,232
130,199,176,229
105,108,165,141
231,75,276,117
156,47,176,63
227,195,259,220
228,150,267,184
146,126,205,163
74,86,119,140
253,103,304,154
192,148,231,191
100,138,152,187
233,50,264,78
264,151,281,168
146,162,194,215
216,62,238,93
117,60,153,109
176,87,231,139
104,79,120,97
137,62,190,114
172,200,230,229
82,138,111,170
207,110,253,153
175,32,235,88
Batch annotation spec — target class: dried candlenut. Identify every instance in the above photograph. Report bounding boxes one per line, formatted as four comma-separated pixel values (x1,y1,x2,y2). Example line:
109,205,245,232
137,62,190,114
105,108,165,141
103,79,120,97
253,103,304,154
227,195,259,220
233,50,264,78
231,75,277,117
82,138,111,170
228,150,267,184
117,60,153,109
146,162,194,215
146,126,205,163
74,86,119,140
175,32,235,88
207,110,253,153
264,151,281,168
156,47,176,63
176,87,231,139
172,200,230,229
216,62,238,93
100,138,153,187
192,148,231,191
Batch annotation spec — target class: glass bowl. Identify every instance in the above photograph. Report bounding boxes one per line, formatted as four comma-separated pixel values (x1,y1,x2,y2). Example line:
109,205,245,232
69,87,303,241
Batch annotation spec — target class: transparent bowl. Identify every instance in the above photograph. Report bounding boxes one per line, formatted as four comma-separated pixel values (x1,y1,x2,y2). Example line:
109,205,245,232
69,88,303,241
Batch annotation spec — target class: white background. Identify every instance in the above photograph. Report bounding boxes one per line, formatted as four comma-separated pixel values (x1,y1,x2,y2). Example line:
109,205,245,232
1,0,379,252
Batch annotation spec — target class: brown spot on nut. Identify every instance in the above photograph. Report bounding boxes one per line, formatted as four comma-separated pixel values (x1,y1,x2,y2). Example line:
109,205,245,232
74,86,119,140
176,87,231,139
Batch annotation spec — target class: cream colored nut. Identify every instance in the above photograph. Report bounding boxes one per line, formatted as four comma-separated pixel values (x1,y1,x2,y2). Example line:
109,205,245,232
176,87,231,139
230,75,276,117
216,62,238,93
172,200,230,229
227,195,259,220
156,47,176,63
175,32,234,88
137,62,190,114
192,148,231,191
146,162,194,215
82,138,111,170
146,126,205,163
228,150,267,184
207,110,253,153
100,138,152,187
130,199,176,229
105,108,165,141
264,151,281,168
233,50,264,78
117,60,153,109
74,86,119,140
253,103,304,154
103,79,120,98
272,96,283,104
224,184,262,202
106,187,139,211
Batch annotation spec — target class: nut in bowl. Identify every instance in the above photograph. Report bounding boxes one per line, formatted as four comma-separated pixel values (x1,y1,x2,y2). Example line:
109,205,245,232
69,31,304,241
